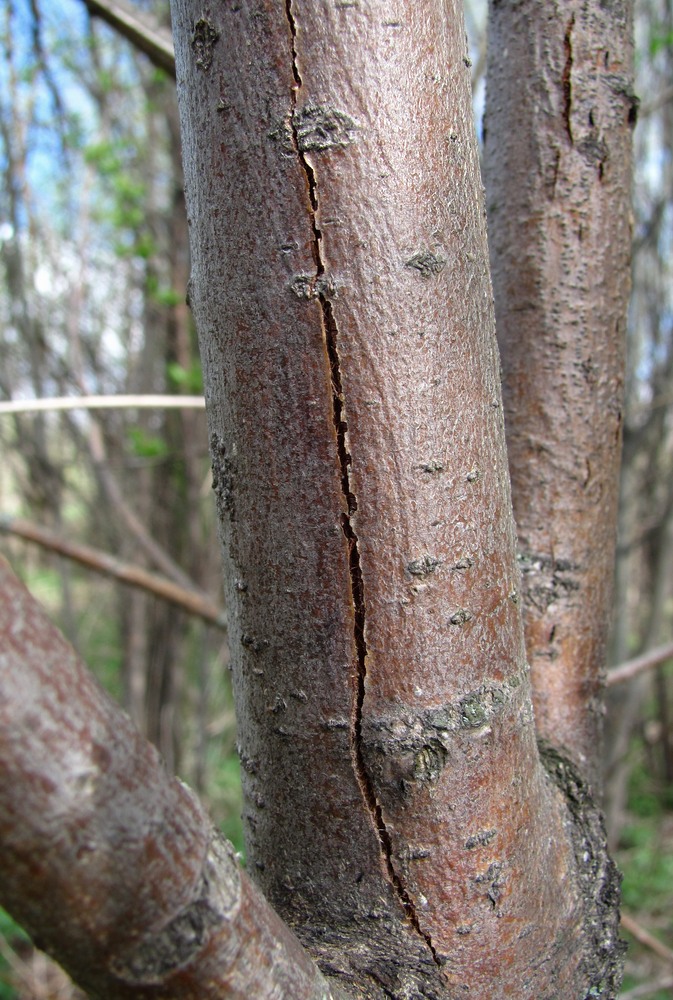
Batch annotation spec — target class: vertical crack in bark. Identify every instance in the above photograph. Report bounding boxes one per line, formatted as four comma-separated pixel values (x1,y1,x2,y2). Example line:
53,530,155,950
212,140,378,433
562,15,575,144
284,0,442,972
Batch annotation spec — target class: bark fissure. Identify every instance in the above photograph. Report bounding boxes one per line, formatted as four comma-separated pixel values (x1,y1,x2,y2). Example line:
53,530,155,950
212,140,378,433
562,15,575,143
284,0,441,973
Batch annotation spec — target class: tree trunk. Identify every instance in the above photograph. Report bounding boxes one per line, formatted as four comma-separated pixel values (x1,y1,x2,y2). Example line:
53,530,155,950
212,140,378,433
0,0,634,996
171,0,626,995
484,0,636,787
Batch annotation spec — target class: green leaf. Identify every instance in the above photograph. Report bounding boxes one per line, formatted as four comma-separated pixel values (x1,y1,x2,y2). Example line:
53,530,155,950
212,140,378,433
127,427,169,459
167,361,203,394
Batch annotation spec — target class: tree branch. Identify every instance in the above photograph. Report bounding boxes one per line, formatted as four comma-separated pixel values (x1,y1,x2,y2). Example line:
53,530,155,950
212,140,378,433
0,515,227,630
621,912,673,966
0,555,345,1000
85,418,199,593
484,0,635,782
607,640,673,687
81,0,175,77
0,395,205,415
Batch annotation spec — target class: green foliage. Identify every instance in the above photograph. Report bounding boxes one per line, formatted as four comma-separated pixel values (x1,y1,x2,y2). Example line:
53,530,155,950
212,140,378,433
649,29,673,56
167,360,203,394
210,752,245,858
625,758,667,820
620,817,673,916
14,559,123,703
146,273,184,309
83,139,123,177
0,907,29,1000
617,749,673,1000
84,138,153,257
126,426,169,460
78,600,122,702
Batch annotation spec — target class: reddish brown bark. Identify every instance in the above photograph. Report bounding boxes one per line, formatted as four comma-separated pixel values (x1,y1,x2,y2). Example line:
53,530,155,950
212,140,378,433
0,555,343,1000
484,0,635,783
172,0,624,995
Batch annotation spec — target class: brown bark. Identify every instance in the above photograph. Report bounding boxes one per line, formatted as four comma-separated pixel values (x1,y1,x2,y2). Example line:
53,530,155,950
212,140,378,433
0,555,343,1000
172,0,623,995
484,0,635,784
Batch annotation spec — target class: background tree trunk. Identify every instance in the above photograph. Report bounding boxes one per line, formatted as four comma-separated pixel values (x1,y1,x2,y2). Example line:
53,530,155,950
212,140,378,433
484,0,636,787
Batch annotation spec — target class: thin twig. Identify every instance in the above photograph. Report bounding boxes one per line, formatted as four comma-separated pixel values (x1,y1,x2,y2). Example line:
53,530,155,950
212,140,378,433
619,974,673,999
0,395,205,415
607,641,673,687
621,912,673,966
85,419,199,592
81,0,175,76
0,515,227,630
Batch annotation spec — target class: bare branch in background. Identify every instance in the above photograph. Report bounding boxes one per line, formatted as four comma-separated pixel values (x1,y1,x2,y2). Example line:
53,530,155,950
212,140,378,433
0,515,226,629
0,395,205,415
81,0,175,77
606,641,673,687
620,912,673,966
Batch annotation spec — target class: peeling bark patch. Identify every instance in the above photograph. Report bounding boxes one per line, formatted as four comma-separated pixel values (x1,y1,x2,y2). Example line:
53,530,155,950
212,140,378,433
293,105,358,152
191,18,219,71
459,688,504,729
539,744,626,998
413,740,448,783
111,833,240,984
605,75,640,127
518,552,580,612
449,608,473,626
241,633,268,654
285,0,441,974
405,249,447,278
419,460,444,474
364,678,524,788
268,117,295,154
576,135,609,174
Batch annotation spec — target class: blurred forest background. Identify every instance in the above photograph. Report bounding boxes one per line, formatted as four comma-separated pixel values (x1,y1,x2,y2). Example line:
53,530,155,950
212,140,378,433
0,0,671,996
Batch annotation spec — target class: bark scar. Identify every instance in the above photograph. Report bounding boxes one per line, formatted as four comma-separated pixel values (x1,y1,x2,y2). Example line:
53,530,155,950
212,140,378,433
284,0,441,972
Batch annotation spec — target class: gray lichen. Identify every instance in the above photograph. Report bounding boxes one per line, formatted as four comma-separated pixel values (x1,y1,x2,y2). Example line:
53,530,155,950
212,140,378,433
405,249,447,278
539,743,626,999
293,105,358,152
407,555,441,578
191,18,219,71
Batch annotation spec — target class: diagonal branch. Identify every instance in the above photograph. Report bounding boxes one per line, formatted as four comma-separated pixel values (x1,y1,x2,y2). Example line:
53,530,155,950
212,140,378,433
607,640,673,687
81,0,175,77
0,514,227,629
0,555,346,1000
